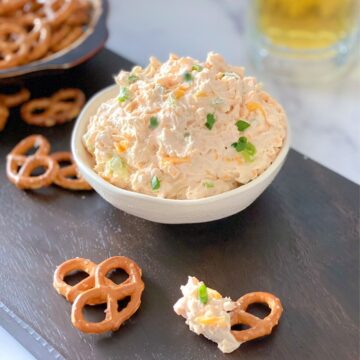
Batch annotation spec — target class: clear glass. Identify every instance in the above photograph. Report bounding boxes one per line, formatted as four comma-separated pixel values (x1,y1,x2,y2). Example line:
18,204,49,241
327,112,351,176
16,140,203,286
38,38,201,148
249,0,360,83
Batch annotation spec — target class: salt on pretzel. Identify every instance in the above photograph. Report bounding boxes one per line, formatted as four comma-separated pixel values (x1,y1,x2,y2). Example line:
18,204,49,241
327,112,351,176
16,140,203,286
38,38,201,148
6,134,59,189
66,256,144,334
51,151,92,190
20,88,85,127
230,292,283,343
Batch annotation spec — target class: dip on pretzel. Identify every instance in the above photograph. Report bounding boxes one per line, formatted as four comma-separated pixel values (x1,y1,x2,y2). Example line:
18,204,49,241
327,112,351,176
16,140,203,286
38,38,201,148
174,276,283,353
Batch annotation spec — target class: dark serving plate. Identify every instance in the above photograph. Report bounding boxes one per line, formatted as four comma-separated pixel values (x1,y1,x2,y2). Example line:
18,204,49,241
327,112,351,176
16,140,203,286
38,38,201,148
0,0,108,79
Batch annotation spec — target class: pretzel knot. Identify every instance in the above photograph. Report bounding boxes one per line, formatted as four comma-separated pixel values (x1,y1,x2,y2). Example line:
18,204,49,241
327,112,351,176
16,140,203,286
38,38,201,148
6,134,59,189
20,88,85,127
230,292,283,343
53,256,144,334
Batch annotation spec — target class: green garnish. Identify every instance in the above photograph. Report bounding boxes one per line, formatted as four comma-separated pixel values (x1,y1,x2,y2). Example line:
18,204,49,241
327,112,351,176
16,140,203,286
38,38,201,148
244,142,256,156
231,136,248,152
149,116,159,129
231,136,256,162
203,181,214,188
198,283,208,304
117,87,130,102
128,74,139,84
183,71,193,82
192,64,203,72
205,113,216,130
222,72,240,79
151,176,160,190
235,119,250,131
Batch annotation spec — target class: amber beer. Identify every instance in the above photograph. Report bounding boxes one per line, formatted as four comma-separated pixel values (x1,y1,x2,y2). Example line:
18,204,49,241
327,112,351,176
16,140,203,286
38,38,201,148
255,0,360,50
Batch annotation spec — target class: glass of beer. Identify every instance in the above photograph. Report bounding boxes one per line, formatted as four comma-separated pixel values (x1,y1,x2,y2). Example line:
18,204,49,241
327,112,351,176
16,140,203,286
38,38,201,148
249,0,360,82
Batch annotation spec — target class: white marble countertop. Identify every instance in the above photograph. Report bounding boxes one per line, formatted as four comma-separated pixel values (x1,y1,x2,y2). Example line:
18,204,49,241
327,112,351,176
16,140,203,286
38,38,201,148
2,1,359,359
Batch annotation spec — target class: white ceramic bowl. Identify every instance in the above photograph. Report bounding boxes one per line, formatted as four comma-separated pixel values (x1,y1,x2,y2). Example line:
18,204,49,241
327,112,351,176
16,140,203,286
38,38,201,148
72,85,290,224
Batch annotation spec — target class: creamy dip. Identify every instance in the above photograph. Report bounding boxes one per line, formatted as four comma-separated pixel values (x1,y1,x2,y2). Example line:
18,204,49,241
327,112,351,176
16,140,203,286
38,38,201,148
83,52,287,199
174,276,241,353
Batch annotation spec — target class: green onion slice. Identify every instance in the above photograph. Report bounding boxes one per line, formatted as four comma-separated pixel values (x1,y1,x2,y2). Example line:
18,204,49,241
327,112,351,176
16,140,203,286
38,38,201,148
151,176,160,190
235,119,250,131
205,113,216,130
128,74,139,84
149,116,159,129
118,87,130,102
198,283,208,304
192,64,203,72
183,71,193,82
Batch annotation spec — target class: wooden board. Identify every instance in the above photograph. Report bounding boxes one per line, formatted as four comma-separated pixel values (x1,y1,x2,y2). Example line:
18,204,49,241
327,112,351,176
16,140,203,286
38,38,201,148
0,49,358,360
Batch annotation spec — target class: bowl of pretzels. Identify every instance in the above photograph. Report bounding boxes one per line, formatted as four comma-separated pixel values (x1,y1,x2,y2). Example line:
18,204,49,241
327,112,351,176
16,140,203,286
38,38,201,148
0,0,108,78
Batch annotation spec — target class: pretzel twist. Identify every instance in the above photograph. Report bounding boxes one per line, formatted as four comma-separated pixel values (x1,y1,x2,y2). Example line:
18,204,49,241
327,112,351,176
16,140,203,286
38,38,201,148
6,134,59,189
20,88,85,127
0,22,29,69
230,292,283,343
53,256,145,334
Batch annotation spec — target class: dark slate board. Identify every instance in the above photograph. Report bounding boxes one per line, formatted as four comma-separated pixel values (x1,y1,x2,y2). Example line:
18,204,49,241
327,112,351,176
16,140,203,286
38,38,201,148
0,49,358,360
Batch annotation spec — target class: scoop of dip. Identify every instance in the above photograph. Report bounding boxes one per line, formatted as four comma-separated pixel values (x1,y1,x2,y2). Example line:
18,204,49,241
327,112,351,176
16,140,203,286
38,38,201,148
173,276,241,353
83,52,287,199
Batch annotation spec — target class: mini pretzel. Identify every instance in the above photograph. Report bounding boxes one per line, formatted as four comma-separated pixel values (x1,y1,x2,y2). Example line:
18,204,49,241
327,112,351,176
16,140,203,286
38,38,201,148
51,152,91,190
230,292,283,343
0,22,29,69
71,256,144,333
21,18,51,63
0,102,9,131
0,88,30,107
20,88,85,127
6,134,59,189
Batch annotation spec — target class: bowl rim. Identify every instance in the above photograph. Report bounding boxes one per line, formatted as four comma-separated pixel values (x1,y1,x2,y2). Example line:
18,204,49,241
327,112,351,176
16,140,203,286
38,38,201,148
72,84,291,206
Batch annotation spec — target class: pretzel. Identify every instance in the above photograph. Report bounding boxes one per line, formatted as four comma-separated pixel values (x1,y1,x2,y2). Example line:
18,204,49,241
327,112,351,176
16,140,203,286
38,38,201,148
54,256,145,334
20,17,51,63
20,88,85,127
0,0,28,15
230,292,283,343
0,102,9,131
6,134,59,189
51,151,92,190
0,88,30,107
0,22,29,69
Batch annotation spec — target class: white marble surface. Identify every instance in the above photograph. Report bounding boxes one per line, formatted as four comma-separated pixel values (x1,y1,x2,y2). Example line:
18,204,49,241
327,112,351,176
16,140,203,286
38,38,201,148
2,1,359,359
